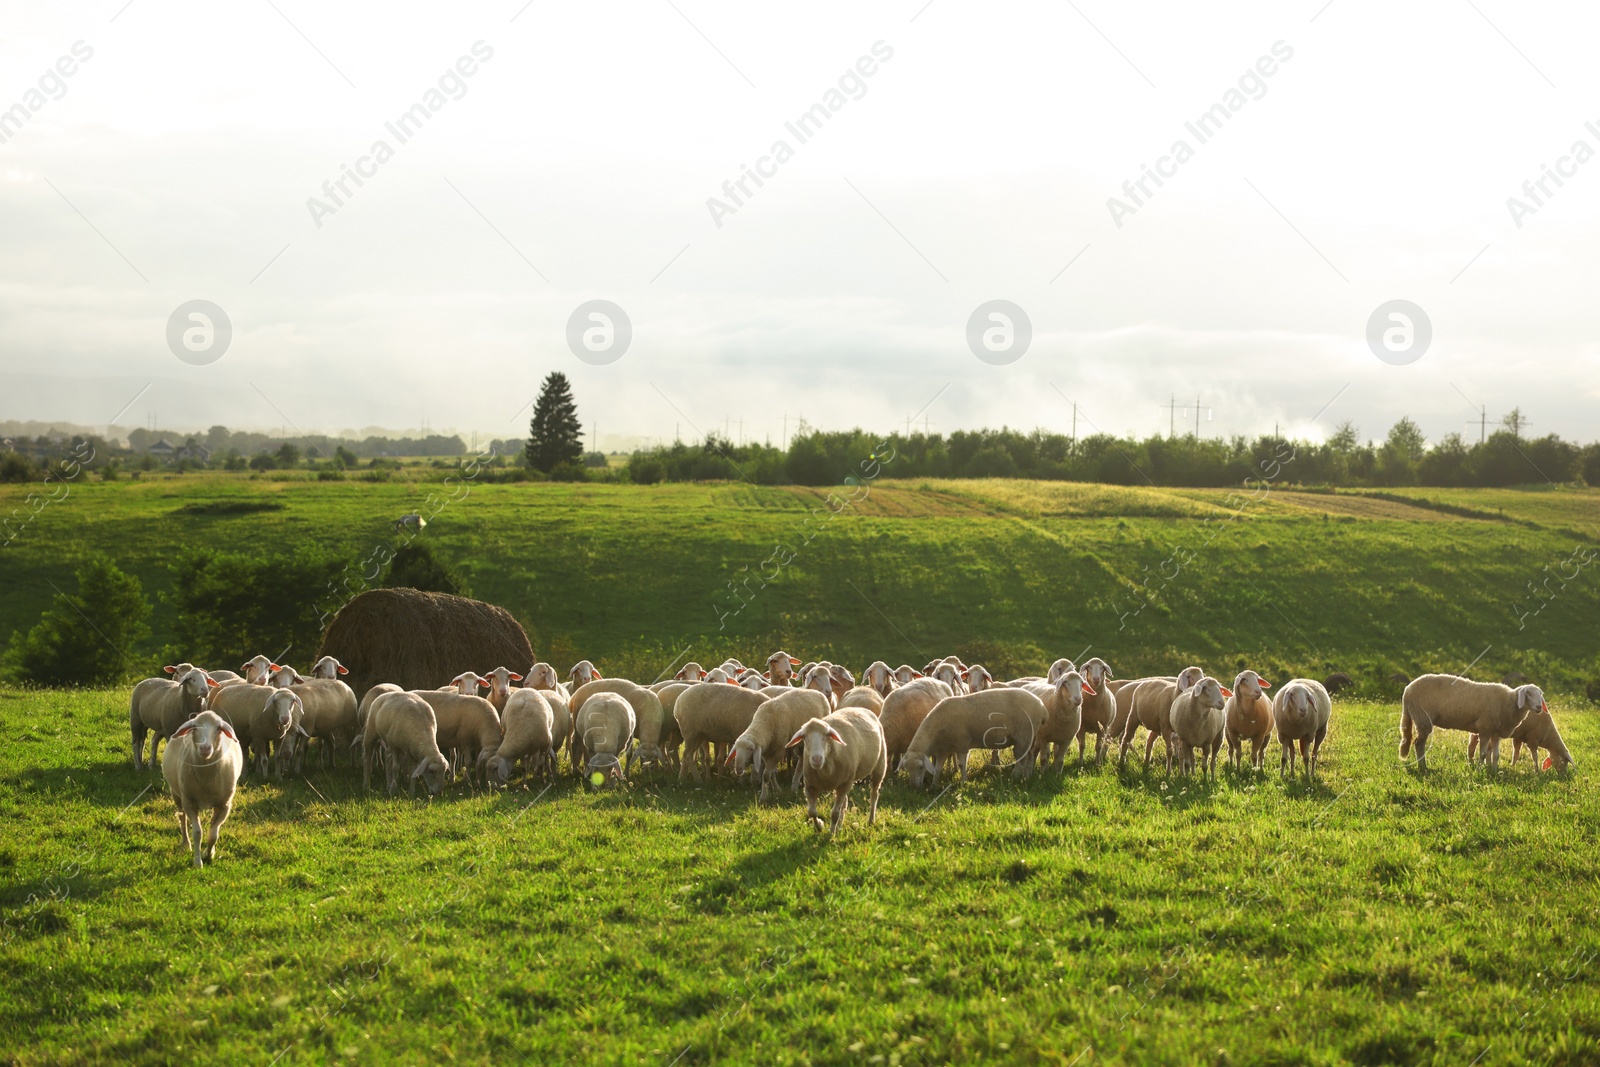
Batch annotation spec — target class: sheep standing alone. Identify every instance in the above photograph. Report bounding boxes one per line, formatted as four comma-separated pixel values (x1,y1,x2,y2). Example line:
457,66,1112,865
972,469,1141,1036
1170,676,1230,778
1224,670,1274,771
788,708,887,834
1399,674,1569,772
1274,678,1333,778
1118,668,1204,771
899,688,1045,787
573,692,636,784
161,710,245,868
878,678,954,771
361,691,450,796
483,687,558,784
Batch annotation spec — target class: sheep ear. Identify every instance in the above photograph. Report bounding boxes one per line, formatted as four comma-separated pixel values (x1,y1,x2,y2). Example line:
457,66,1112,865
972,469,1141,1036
295,725,310,738
337,665,348,675
217,721,236,741
1082,683,1096,695
270,664,281,671
509,673,523,681
172,718,198,738
827,728,846,746
594,671,603,679
163,664,177,674
206,677,221,688
1220,686,1233,698
786,728,807,748
1258,680,1271,688
789,658,800,666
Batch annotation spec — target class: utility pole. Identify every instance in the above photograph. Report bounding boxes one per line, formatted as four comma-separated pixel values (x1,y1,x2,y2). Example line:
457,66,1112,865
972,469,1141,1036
738,417,744,446
1476,405,1488,444
782,413,788,450
1167,394,1178,438
1194,394,1202,439
1071,402,1078,449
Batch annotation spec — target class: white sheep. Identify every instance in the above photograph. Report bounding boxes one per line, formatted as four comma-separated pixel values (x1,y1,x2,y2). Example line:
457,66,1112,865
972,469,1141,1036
241,655,276,685
800,665,837,710
1399,674,1568,772
290,677,360,771
361,690,450,796
483,687,557,784
568,679,670,771
310,655,349,680
1224,670,1274,771
523,661,570,698
1023,670,1091,771
731,688,831,802
357,683,401,732
1170,675,1230,778
1274,678,1333,778
899,688,1045,787
161,709,245,868
674,661,707,682
480,666,524,712
965,665,994,692
209,683,305,778
411,690,503,786
787,708,887,834
860,660,896,696
765,650,801,685
1076,657,1117,762
738,671,769,691
878,677,954,770
574,692,636,785
130,667,219,770
673,683,769,783
891,664,923,686
1046,658,1077,684
1118,667,1204,771
569,660,602,687
836,686,885,714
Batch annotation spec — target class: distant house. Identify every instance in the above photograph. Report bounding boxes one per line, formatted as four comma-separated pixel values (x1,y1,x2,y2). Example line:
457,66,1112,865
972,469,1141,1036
147,439,176,458
177,442,212,462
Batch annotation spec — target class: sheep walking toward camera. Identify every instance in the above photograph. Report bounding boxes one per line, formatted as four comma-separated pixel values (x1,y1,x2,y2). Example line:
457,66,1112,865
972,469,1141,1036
788,708,887,834
731,688,831,802
1274,678,1333,778
1170,675,1230,778
483,687,557,785
1224,670,1275,771
574,692,636,785
162,710,245,869
1399,674,1569,773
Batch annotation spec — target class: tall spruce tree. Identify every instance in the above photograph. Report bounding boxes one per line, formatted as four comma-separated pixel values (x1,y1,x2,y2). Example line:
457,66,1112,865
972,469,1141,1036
525,371,583,472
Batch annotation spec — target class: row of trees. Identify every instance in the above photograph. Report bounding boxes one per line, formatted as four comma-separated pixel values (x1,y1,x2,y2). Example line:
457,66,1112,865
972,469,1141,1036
621,413,1600,488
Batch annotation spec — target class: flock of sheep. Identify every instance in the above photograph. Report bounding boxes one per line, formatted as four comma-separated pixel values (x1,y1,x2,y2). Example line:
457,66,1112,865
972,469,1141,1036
130,650,1574,868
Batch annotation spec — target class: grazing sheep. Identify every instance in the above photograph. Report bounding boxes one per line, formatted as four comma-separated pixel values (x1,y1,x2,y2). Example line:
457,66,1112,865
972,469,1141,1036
1399,674,1567,773
878,678,954,770
1076,658,1117,762
573,692,636,785
480,666,524,712
836,686,885,714
393,513,427,533
731,688,831,802
291,677,360,770
1224,670,1274,771
1508,699,1573,771
899,688,1045,787
1118,668,1204,771
310,655,349,680
1274,678,1333,778
1170,676,1230,778
411,690,503,786
788,708,887,834
568,679,670,771
161,710,245,868
361,691,450,796
483,688,557,785
1023,671,1092,771
766,650,802,685
130,667,219,770
673,684,769,783
568,660,601,687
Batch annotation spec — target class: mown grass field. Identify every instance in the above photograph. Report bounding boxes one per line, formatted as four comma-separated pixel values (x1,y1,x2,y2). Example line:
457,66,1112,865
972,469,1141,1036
2,690,1597,1065
2,476,1598,693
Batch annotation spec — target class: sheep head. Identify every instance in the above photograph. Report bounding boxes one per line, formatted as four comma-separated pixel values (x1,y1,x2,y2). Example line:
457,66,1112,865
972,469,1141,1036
411,755,449,795
966,665,994,692
1232,670,1269,701
1176,666,1205,694
172,710,235,763
899,752,935,789
788,719,846,771
1047,658,1077,684
1081,657,1113,690
1191,676,1228,711
311,656,348,679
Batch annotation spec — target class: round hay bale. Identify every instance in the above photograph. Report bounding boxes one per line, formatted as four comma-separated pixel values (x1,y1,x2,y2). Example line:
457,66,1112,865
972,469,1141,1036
1322,672,1354,695
316,588,533,700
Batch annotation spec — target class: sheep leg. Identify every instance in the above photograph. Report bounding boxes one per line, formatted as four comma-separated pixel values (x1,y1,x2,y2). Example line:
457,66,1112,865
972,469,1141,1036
202,801,230,863
830,786,849,834
186,805,205,868
1297,738,1310,778
867,773,883,825
175,809,190,848
1142,729,1157,767
804,784,824,832
132,722,147,771
1408,708,1434,771
1280,738,1293,777
956,751,970,784
1483,735,1501,772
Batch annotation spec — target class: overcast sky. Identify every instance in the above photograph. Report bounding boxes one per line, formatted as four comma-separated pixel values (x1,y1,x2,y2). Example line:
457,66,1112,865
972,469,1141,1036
2,0,1597,448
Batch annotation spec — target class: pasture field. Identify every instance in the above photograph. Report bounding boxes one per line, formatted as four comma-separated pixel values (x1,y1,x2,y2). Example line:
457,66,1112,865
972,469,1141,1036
2,689,1597,1065
1,477,1598,694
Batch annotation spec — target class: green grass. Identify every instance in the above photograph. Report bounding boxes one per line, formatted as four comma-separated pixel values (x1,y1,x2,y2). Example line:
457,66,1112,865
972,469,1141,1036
2,477,1598,694
3,688,1598,1065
